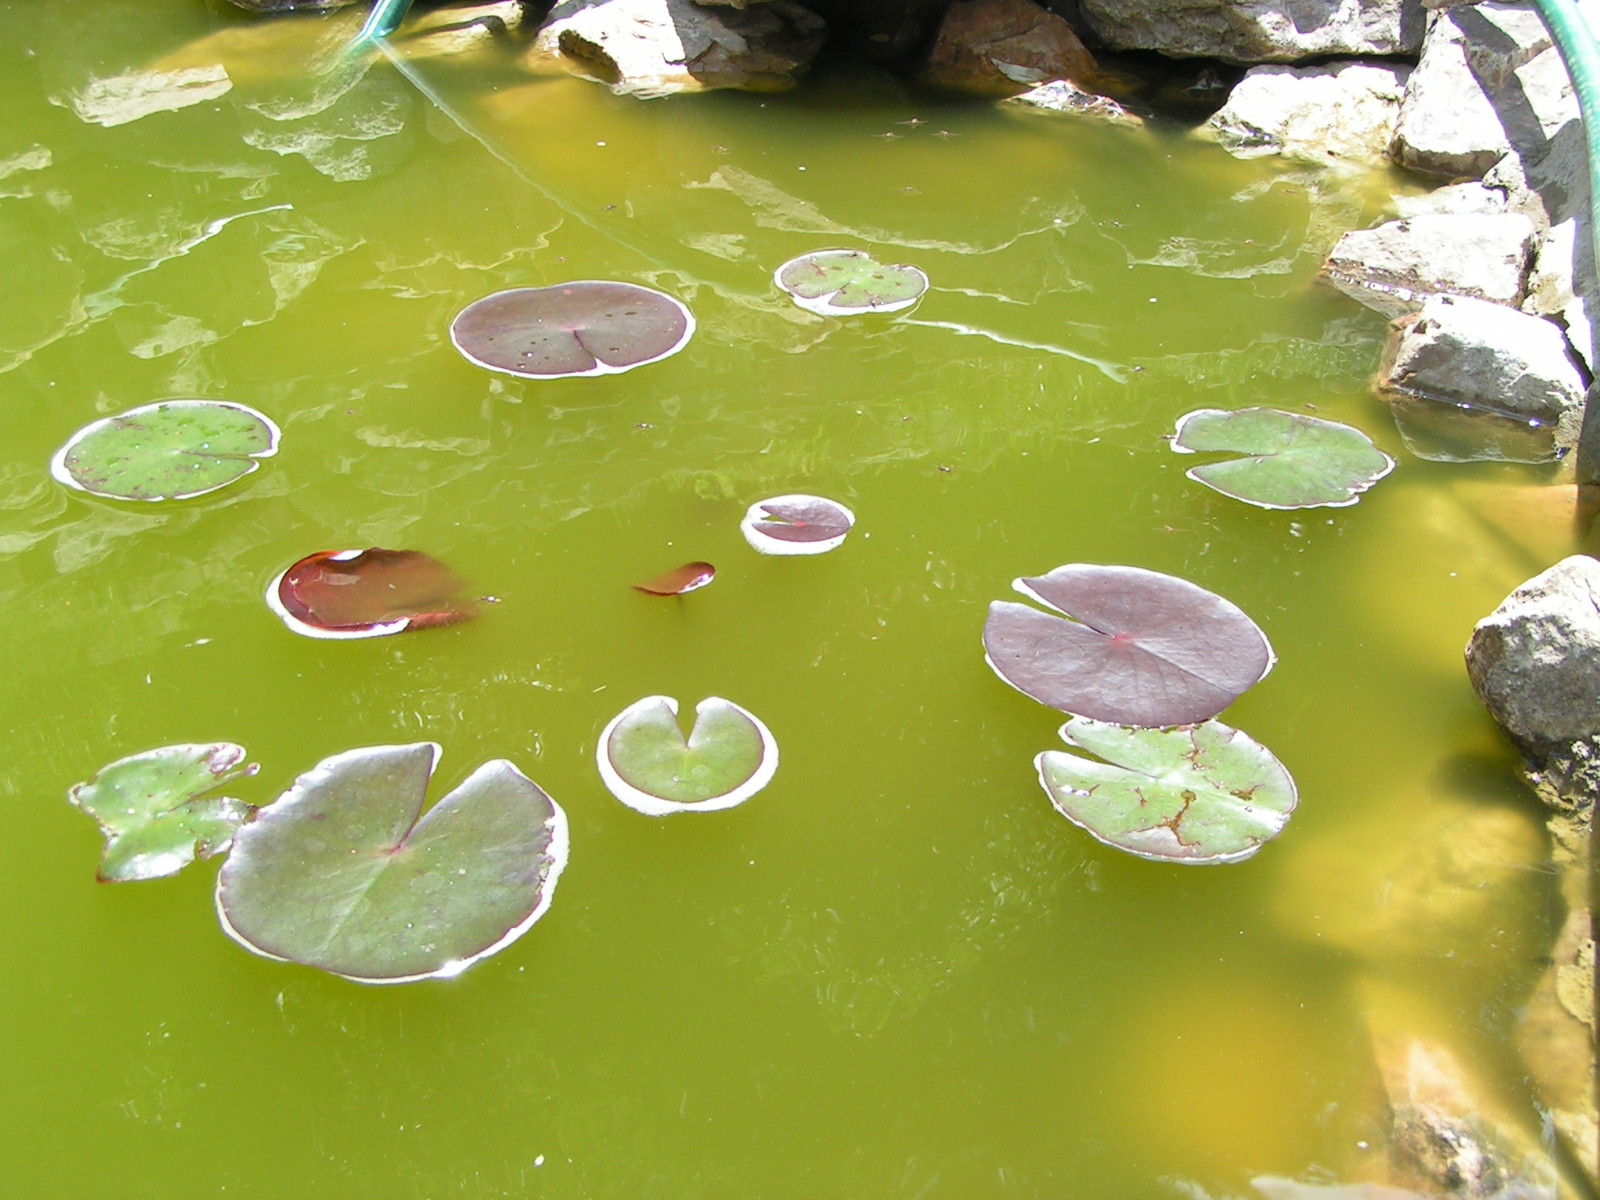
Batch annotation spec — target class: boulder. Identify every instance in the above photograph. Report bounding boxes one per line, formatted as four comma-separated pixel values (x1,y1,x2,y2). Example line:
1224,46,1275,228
1321,211,1536,318
1466,555,1600,756
924,0,1099,96
1391,1,1578,178
1074,0,1425,63
1201,60,1410,167
1377,294,1587,462
1524,217,1599,373
1005,78,1143,125
532,0,828,97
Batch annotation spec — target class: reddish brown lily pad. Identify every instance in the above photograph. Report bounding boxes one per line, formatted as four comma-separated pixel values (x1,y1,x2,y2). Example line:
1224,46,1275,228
634,561,715,596
740,494,855,556
267,549,477,640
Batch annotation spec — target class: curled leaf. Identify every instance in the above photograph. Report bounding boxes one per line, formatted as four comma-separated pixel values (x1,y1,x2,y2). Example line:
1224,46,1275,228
267,548,476,639
634,561,715,596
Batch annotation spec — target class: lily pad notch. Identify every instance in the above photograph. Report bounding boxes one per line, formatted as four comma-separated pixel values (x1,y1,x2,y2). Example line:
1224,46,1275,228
598,696,778,816
1172,407,1396,510
450,281,695,379
775,249,929,317
51,399,280,502
217,743,569,984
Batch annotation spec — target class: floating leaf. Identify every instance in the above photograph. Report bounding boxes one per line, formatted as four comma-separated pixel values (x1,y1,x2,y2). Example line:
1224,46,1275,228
774,249,928,316
740,494,855,556
450,281,694,379
51,399,280,502
267,548,476,639
597,696,778,816
217,743,568,984
1172,407,1395,509
68,743,259,882
983,564,1274,726
1036,716,1297,864
634,561,715,596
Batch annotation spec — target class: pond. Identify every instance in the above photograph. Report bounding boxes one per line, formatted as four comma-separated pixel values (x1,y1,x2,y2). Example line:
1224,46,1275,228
0,2,1570,1197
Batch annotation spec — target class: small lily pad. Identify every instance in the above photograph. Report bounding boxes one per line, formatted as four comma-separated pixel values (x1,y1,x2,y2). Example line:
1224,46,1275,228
68,743,259,882
983,564,1274,727
740,494,855,556
1036,716,1298,864
450,281,694,379
774,249,928,316
51,399,280,502
267,548,476,639
597,696,778,816
216,743,568,984
1172,407,1396,509
634,561,715,596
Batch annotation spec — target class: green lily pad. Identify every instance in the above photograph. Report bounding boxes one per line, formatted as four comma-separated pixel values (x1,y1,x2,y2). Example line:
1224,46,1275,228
68,744,259,883
1035,716,1297,865
597,696,778,816
1172,407,1394,510
216,744,568,984
51,399,281,502
774,249,928,317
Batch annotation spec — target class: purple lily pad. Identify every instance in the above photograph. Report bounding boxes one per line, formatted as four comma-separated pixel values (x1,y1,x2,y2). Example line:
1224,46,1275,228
740,494,855,556
983,564,1274,726
267,548,476,640
450,281,694,379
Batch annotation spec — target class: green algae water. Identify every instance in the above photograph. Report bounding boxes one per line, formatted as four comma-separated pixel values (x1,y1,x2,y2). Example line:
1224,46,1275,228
0,3,1572,1196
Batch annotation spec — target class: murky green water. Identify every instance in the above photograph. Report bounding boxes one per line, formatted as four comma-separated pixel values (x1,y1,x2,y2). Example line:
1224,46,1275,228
0,3,1570,1197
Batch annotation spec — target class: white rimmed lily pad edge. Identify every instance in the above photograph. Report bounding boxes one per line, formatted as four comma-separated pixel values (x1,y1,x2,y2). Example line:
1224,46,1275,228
214,743,571,985
772,250,929,318
50,399,282,502
596,696,779,817
449,283,697,380
739,494,856,557
264,550,409,640
1170,408,1397,511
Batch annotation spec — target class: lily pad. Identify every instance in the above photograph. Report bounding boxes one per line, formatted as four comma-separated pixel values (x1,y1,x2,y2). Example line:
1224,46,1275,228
267,548,476,639
775,249,928,316
1036,716,1297,864
597,696,778,816
740,494,855,556
634,561,715,596
51,399,280,502
983,564,1274,727
216,743,568,984
68,743,259,883
450,281,694,379
1172,407,1395,509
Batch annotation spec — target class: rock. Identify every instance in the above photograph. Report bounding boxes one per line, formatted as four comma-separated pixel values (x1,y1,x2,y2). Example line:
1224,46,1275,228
531,0,828,97
924,0,1099,97
1005,78,1143,125
1391,2,1579,178
1393,181,1507,219
1075,0,1426,63
1201,60,1410,167
1321,211,1536,319
1376,294,1587,462
52,64,234,129
392,0,531,59
1485,117,1591,230
1466,555,1600,757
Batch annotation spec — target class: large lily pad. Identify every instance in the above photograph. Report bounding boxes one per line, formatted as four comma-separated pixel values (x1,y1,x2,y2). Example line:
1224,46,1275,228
267,548,476,639
740,494,855,556
597,696,778,816
1172,407,1395,509
68,744,259,883
775,249,928,317
1036,716,1297,864
450,281,694,379
983,564,1274,726
216,743,568,984
51,399,280,502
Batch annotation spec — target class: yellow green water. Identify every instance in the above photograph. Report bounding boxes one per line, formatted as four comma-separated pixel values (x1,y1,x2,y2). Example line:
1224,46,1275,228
0,2,1570,1196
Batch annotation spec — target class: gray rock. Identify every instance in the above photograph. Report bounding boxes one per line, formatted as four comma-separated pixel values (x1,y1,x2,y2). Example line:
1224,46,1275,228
1005,78,1143,125
1393,180,1508,218
533,0,828,97
1392,1,1579,178
1321,211,1536,318
1524,217,1599,373
1202,60,1409,167
1485,115,1591,230
1467,555,1600,756
1377,293,1587,461
1075,0,1425,63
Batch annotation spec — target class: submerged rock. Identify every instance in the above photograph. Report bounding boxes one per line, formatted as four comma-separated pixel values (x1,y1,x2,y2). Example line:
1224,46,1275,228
1005,78,1143,126
1075,0,1425,63
1201,60,1409,168
1321,212,1536,319
923,0,1099,97
531,0,828,97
